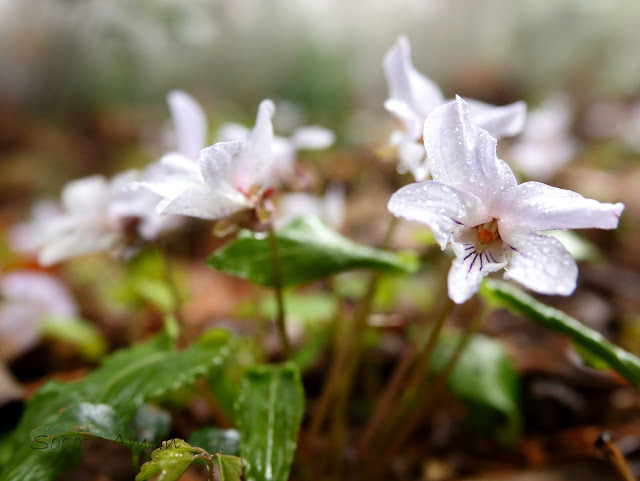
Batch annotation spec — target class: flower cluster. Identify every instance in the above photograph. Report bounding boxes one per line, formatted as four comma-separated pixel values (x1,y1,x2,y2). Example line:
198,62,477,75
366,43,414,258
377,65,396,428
7,34,626,308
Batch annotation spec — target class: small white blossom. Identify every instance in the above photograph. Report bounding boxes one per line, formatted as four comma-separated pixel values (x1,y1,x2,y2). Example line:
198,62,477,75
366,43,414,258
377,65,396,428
34,171,139,266
0,270,77,360
509,94,579,181
217,109,334,183
384,35,526,181
277,184,345,231
138,99,282,223
388,96,624,304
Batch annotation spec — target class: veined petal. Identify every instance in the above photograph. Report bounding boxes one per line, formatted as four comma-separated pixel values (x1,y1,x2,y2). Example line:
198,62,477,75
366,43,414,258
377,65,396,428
388,181,488,248
448,244,507,304
167,90,207,161
504,182,625,231
291,126,335,149
424,96,518,216
501,229,578,296
464,98,527,138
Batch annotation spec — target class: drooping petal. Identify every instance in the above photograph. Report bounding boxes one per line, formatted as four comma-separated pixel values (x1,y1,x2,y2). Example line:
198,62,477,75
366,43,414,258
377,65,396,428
503,182,625,231
464,98,527,138
167,90,207,161
501,229,578,296
424,96,518,217
156,182,249,220
388,181,488,248
291,126,335,149
383,35,444,139
448,243,507,304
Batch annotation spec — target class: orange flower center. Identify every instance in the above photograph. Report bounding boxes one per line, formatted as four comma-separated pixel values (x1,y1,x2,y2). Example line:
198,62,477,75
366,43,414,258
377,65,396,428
476,220,499,245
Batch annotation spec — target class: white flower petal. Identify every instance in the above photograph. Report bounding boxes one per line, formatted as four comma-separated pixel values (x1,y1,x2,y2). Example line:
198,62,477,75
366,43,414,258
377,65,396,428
424,96,518,216
464,98,527,138
167,90,207,161
245,99,275,157
502,230,578,296
0,303,41,360
291,126,335,150
39,222,118,266
505,182,625,231
448,245,507,304
388,181,488,248
383,35,444,139
61,175,110,213
157,183,249,221
217,122,249,142
1,271,77,317
397,140,428,181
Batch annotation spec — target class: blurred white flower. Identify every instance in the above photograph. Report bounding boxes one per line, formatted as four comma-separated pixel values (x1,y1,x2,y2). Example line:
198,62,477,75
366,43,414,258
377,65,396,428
384,35,526,181
0,270,77,360
217,109,334,183
388,97,624,304
9,200,61,257
138,99,283,224
34,172,138,266
277,184,345,231
509,94,579,180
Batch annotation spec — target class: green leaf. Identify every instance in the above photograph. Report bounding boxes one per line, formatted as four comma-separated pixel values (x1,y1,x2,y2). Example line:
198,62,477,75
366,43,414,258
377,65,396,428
41,317,107,361
189,428,240,456
207,216,417,287
136,439,197,481
130,404,172,448
431,331,521,444
1,331,232,481
481,279,640,386
216,453,244,481
236,363,305,481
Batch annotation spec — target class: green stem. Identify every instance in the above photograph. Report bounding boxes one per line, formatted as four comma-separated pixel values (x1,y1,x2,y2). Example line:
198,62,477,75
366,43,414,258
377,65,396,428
358,292,454,455
309,216,398,439
268,224,290,359
368,304,489,477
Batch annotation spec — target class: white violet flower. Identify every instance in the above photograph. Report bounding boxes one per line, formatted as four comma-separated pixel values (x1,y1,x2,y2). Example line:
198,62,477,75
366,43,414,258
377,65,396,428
509,94,579,181
34,171,138,266
388,96,624,304
0,270,77,360
217,109,334,182
384,35,526,181
137,99,282,226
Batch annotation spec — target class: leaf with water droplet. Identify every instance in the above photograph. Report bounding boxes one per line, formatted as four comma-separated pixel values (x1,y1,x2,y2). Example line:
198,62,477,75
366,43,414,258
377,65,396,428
481,279,640,386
